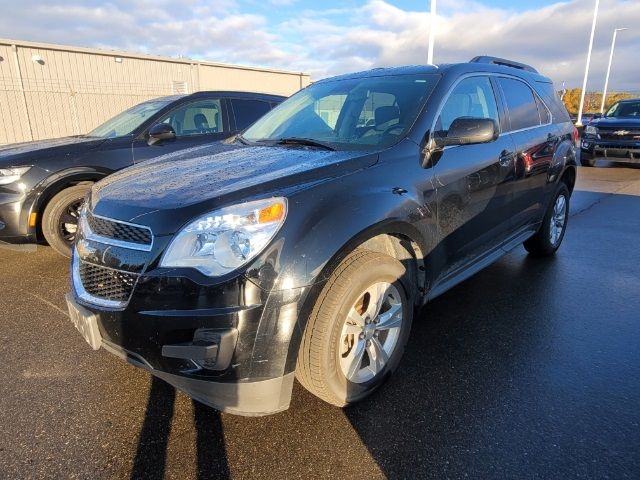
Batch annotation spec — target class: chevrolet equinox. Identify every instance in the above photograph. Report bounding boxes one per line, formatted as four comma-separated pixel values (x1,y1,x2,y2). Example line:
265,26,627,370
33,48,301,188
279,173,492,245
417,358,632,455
66,57,578,415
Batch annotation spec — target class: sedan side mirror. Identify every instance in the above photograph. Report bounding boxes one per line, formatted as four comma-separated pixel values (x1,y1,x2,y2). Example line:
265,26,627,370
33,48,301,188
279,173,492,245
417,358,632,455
440,117,498,147
148,123,176,146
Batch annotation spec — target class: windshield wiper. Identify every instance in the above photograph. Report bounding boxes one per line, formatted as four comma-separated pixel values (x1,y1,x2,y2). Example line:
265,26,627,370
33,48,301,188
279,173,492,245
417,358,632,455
275,137,337,151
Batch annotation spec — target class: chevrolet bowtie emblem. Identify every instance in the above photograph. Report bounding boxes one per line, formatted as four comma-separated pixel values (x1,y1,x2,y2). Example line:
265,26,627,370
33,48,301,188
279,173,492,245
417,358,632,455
613,130,630,135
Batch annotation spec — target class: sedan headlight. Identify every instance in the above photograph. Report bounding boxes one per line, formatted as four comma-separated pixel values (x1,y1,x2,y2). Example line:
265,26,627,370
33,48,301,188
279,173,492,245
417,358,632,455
0,166,31,185
160,197,287,276
584,125,597,135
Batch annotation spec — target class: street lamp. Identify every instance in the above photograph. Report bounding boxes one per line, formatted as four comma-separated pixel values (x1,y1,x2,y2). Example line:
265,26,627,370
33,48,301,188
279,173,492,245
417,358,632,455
577,0,600,127
601,27,628,113
428,0,436,64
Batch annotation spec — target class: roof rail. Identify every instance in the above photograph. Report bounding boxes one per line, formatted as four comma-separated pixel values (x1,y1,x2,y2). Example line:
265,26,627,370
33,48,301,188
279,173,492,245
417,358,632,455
470,56,538,74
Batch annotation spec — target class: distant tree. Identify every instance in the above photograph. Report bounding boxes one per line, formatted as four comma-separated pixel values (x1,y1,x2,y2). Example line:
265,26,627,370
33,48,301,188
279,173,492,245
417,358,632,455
559,88,635,115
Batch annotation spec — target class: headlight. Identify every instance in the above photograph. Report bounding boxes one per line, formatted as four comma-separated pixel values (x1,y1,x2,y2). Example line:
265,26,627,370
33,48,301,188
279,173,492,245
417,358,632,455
584,125,597,135
0,166,31,185
160,197,287,276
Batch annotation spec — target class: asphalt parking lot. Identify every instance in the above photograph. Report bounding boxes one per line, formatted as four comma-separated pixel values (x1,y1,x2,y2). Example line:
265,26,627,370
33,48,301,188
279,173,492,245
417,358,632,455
1,164,640,479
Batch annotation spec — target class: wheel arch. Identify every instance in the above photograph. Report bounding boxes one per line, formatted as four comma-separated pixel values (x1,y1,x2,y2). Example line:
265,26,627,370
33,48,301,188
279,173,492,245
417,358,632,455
30,168,108,240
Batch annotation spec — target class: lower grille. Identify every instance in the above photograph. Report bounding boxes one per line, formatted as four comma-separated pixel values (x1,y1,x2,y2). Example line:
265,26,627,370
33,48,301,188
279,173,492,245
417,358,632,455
78,261,139,303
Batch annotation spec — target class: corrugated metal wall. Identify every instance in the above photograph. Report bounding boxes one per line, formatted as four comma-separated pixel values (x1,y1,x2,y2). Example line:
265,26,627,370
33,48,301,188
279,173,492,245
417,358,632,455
0,39,310,145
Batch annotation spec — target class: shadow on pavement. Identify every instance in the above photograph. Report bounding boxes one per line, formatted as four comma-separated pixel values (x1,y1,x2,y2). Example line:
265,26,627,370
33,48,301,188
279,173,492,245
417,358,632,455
130,377,230,480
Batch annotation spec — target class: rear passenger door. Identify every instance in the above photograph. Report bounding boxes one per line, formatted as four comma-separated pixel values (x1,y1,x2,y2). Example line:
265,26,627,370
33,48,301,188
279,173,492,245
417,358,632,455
229,98,273,132
132,97,231,163
496,77,557,231
432,75,517,276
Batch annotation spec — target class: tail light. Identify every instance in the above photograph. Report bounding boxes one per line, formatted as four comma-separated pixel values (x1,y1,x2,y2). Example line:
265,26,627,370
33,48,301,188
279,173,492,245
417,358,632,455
572,127,580,147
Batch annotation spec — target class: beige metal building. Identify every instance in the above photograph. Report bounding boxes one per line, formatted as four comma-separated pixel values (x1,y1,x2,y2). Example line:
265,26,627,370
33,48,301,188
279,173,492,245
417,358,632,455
0,38,311,145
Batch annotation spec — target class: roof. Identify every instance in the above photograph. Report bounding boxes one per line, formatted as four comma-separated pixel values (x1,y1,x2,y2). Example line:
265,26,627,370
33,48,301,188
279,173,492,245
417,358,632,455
315,59,552,85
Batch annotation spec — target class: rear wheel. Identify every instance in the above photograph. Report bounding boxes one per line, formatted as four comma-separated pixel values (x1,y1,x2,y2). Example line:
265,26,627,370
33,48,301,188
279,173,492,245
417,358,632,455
523,183,570,257
296,249,413,407
42,184,91,257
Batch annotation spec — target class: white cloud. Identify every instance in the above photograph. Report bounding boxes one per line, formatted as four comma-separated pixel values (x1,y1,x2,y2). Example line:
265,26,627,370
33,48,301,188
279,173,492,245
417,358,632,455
0,0,638,90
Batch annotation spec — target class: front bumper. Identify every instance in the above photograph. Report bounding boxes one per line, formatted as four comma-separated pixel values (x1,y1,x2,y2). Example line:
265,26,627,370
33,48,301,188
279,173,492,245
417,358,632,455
581,138,640,163
69,236,308,415
0,189,35,243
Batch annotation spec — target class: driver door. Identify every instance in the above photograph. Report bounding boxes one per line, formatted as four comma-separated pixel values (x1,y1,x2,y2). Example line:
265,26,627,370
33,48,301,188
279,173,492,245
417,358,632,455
132,98,230,163
432,75,517,278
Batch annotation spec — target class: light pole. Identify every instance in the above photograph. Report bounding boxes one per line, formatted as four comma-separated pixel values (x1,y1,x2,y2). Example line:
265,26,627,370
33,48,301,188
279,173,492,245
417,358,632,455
601,27,628,113
428,0,437,64
577,0,600,126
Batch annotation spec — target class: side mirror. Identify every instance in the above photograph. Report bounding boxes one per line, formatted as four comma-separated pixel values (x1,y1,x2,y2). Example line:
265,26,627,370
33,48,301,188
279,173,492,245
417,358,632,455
147,123,176,146
592,112,602,119
440,117,498,147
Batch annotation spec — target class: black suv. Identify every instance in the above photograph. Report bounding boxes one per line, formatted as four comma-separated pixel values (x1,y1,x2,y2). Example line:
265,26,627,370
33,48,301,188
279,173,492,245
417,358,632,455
0,91,284,256
580,98,640,167
67,57,577,415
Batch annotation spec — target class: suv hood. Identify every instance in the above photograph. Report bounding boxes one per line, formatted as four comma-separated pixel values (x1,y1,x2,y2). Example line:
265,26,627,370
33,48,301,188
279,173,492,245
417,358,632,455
590,117,640,129
0,136,107,166
91,143,378,235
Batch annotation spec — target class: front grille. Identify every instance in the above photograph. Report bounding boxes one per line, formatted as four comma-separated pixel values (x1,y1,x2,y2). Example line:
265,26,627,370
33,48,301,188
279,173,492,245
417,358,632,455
79,261,139,303
598,129,640,142
86,211,152,246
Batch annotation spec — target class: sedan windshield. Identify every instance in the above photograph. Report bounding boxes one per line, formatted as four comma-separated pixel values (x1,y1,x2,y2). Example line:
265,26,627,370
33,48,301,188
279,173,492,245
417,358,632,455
88,99,173,138
243,74,439,150
605,101,640,118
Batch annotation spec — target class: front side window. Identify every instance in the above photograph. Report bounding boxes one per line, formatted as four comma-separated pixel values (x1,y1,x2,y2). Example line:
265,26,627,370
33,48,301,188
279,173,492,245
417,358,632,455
160,99,224,137
435,76,499,135
88,99,173,138
243,74,439,150
499,78,540,131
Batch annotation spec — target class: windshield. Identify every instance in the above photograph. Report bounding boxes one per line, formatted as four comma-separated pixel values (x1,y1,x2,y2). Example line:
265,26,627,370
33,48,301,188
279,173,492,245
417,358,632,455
88,99,173,138
243,74,439,150
605,101,640,118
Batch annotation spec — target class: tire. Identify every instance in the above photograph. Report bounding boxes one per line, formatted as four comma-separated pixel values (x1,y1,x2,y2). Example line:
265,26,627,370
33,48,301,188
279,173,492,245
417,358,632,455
296,249,413,407
523,183,570,257
580,152,596,167
42,184,91,257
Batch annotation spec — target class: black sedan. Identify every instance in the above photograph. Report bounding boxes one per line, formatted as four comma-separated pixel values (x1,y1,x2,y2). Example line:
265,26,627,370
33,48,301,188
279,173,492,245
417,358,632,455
0,91,285,256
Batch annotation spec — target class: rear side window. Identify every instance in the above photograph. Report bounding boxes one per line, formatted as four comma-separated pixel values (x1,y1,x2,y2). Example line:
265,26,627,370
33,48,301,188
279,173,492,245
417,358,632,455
231,99,272,130
436,76,499,133
535,95,551,124
499,78,540,131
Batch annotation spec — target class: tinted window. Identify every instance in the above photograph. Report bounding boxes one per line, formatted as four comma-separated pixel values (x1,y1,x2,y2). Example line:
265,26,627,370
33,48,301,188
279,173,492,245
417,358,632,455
499,78,540,131
436,76,499,133
160,99,224,137
232,99,272,130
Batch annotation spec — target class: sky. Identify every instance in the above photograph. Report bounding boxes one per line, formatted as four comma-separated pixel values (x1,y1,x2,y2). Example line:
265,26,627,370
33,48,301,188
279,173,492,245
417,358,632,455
0,0,638,91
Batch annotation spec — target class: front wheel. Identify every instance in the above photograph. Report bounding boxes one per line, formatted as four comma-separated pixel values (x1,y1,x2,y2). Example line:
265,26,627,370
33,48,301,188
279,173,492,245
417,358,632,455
523,183,570,257
296,249,413,407
42,184,92,257
580,152,596,167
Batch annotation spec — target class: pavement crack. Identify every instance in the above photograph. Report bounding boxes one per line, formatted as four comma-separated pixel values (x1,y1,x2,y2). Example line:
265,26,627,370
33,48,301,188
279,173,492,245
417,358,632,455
23,291,68,318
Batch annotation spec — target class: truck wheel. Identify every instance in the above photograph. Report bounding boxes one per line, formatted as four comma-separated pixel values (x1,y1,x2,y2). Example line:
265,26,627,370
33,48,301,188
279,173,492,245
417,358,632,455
296,249,413,407
523,183,570,257
42,184,91,257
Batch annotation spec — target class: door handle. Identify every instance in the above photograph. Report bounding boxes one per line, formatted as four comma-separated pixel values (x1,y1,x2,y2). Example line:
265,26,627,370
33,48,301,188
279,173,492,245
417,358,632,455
499,150,515,167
